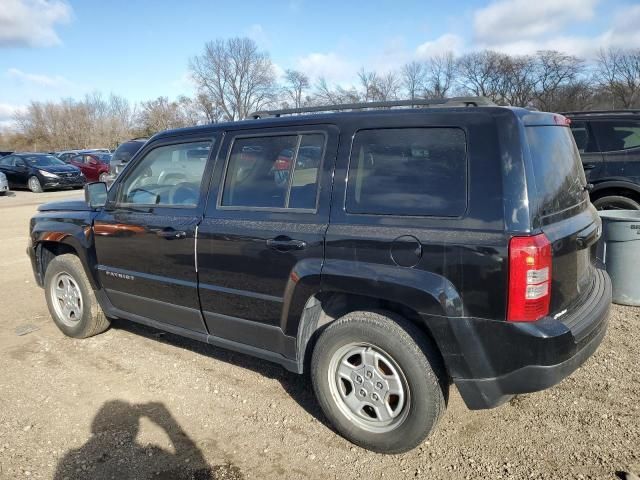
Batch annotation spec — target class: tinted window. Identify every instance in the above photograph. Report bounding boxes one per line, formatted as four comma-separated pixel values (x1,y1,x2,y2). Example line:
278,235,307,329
221,133,324,209
591,120,640,152
569,121,598,153
118,141,212,207
526,126,586,215
346,128,467,216
24,155,66,167
0,155,16,167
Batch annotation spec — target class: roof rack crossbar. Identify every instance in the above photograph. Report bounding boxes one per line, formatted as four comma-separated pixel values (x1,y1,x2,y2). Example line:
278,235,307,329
248,96,495,119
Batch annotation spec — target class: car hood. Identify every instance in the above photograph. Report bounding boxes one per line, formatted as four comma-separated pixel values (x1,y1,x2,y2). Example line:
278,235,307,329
38,199,89,212
36,164,81,174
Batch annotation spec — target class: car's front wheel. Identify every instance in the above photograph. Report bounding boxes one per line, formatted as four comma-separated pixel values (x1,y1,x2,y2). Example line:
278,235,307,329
44,253,110,338
99,172,108,183
311,310,448,453
28,176,43,193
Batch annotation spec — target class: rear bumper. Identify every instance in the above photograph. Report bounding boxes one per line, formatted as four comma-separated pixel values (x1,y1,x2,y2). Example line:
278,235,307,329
427,267,611,409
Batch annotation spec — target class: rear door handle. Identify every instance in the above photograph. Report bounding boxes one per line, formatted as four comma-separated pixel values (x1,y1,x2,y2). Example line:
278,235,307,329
583,163,597,170
157,229,187,240
266,237,307,251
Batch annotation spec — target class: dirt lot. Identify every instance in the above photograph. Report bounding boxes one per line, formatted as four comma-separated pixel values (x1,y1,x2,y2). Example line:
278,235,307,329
0,189,638,480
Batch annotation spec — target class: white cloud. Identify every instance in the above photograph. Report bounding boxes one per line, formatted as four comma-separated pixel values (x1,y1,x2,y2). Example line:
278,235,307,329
0,0,72,48
0,103,26,130
474,0,597,45
415,33,464,59
244,23,269,48
474,4,640,58
295,52,356,84
7,67,71,87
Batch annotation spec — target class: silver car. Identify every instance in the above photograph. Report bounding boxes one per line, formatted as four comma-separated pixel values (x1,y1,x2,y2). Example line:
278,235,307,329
0,171,8,195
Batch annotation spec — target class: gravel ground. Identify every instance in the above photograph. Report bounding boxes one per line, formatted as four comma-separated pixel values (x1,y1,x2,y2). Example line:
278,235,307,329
0,189,638,479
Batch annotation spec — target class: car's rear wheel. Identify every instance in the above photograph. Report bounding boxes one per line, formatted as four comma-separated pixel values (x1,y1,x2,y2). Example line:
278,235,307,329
28,176,43,193
311,310,447,453
592,195,640,211
44,254,110,338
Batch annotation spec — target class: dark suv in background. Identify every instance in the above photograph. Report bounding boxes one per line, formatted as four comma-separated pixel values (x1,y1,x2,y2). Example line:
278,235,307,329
28,98,611,453
566,110,640,210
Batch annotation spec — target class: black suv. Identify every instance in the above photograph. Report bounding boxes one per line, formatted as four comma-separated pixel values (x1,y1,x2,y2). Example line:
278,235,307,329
107,137,148,180
28,99,611,453
565,110,640,210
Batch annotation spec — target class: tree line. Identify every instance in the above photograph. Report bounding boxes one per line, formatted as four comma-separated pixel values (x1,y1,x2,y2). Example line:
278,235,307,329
2,37,640,152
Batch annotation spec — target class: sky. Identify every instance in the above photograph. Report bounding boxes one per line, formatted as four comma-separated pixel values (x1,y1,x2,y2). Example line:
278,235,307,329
1,0,640,127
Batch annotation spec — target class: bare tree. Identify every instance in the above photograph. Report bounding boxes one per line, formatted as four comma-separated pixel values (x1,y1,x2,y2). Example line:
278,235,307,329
424,52,456,98
533,50,585,111
282,69,310,109
401,61,426,100
596,48,640,108
189,37,277,120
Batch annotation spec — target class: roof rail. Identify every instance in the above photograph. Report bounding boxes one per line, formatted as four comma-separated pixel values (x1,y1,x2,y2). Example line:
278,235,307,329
248,96,496,119
562,109,640,116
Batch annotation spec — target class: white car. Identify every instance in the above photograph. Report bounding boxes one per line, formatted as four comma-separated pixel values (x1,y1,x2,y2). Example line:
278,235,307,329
0,171,9,195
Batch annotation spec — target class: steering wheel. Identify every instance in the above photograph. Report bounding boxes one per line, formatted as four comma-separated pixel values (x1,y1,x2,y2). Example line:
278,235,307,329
169,182,199,205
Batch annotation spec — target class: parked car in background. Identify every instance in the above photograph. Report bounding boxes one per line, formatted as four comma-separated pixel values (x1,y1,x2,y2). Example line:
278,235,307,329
0,153,84,192
108,138,147,180
56,150,83,163
28,98,611,453
565,110,640,210
0,171,8,195
65,152,111,182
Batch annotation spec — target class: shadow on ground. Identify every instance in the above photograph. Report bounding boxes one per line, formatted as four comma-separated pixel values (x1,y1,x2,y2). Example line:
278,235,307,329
54,399,243,480
110,319,329,429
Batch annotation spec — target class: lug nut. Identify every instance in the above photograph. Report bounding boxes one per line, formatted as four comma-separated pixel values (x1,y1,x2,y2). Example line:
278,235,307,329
371,393,379,401
376,382,383,389
366,371,373,379
355,375,363,384
359,389,367,397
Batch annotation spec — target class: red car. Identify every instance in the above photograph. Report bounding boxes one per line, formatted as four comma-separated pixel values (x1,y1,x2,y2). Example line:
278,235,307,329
68,153,111,182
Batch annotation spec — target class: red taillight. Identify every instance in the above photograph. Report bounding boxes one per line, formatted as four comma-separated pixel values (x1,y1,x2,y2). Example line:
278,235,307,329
507,234,552,322
553,114,571,126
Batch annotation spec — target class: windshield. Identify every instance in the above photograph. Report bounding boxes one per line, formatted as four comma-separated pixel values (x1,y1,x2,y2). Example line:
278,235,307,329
23,155,66,167
112,142,144,163
526,126,587,216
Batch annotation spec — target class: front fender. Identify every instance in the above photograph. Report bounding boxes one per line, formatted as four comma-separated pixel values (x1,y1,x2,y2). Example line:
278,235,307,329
30,210,99,288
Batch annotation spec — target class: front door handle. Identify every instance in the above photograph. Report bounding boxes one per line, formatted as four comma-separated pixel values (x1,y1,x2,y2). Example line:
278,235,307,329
157,229,187,240
266,236,307,251
583,163,597,170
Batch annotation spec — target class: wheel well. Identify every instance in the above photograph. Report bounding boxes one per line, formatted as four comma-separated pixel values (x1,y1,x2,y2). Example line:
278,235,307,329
590,186,640,204
299,291,445,375
38,242,77,278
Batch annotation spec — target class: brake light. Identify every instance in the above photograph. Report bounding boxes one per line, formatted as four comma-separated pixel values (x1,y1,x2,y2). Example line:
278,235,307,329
553,114,571,126
507,234,552,322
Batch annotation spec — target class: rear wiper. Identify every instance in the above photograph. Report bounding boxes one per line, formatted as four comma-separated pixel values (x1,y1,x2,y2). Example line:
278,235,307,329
583,183,594,192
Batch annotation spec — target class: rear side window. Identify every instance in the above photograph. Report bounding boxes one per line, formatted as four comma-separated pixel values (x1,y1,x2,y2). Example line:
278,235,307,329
590,120,640,152
569,121,598,153
526,126,586,216
346,128,467,216
221,133,324,210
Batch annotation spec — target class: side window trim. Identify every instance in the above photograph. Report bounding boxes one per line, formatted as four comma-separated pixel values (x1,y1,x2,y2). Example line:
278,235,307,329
216,129,328,214
109,136,217,211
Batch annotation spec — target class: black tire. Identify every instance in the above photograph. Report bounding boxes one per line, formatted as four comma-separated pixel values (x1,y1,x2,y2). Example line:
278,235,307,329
44,253,110,338
28,176,43,193
592,195,640,211
311,310,448,453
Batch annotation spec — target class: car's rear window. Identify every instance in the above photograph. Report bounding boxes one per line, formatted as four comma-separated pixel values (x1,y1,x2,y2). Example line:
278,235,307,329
526,126,586,216
346,128,467,217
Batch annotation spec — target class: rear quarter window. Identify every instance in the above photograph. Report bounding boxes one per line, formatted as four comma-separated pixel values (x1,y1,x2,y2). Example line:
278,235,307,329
526,126,587,216
346,128,467,217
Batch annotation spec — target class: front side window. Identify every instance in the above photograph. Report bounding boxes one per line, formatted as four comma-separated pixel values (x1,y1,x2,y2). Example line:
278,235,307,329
591,120,640,152
0,155,16,167
117,141,212,207
346,128,468,217
221,133,324,210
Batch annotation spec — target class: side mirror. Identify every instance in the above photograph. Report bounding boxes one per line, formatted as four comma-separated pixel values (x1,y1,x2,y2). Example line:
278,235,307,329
84,182,108,209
